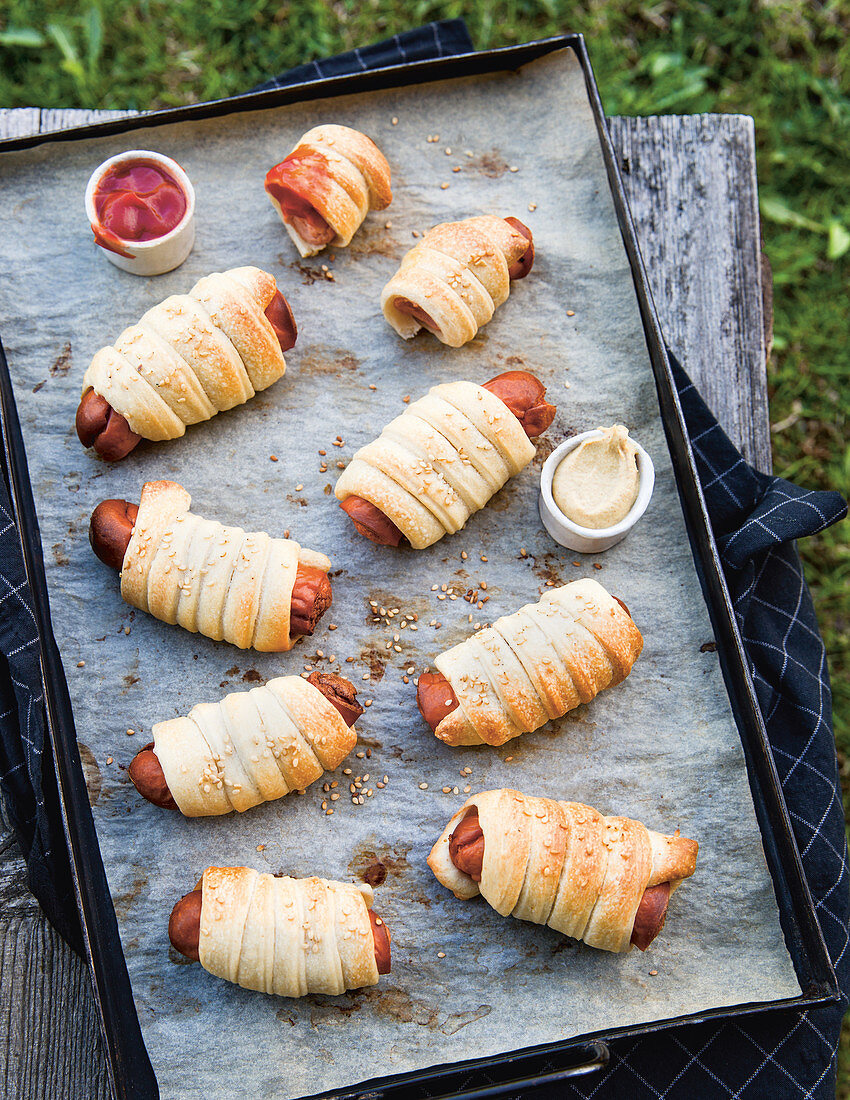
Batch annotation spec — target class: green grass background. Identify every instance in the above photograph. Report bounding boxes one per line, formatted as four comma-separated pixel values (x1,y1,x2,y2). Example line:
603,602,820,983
1,0,848,1090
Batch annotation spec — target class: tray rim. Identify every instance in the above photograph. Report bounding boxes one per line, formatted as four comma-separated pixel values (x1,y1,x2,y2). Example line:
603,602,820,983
0,31,839,1100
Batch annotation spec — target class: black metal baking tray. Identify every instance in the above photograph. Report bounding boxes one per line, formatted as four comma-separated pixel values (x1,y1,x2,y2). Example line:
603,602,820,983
0,32,839,1100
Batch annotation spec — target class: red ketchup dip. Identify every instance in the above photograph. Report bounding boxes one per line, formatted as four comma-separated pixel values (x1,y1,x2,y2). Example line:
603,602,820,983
92,158,187,256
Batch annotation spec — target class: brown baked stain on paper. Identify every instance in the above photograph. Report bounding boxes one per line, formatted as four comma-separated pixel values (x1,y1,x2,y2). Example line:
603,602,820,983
77,742,101,806
296,347,361,377
348,841,411,886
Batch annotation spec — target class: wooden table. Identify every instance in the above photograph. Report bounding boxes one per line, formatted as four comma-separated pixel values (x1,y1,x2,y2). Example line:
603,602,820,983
0,107,771,1097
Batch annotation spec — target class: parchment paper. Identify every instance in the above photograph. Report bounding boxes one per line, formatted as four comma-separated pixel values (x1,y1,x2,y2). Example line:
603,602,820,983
0,49,800,1099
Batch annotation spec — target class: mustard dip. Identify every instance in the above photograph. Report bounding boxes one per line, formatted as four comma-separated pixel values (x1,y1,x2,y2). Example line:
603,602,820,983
552,425,640,529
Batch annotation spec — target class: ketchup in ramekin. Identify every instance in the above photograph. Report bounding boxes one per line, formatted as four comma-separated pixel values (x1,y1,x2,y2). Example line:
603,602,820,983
85,150,195,276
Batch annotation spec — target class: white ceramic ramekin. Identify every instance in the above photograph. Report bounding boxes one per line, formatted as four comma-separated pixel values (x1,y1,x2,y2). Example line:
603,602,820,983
538,429,655,554
84,149,195,276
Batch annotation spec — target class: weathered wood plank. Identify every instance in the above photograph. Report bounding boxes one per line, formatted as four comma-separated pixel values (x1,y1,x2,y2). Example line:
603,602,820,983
608,113,771,473
39,108,138,134
0,106,769,1098
0,917,110,1099
0,109,41,141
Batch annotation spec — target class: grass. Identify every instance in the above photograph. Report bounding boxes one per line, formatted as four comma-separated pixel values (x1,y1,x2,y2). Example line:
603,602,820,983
2,0,849,1089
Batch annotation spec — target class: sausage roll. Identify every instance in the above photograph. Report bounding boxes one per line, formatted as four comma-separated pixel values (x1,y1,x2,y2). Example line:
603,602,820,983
169,868,391,994
417,579,642,746
381,215,534,347
428,789,698,953
265,124,392,257
99,480,331,651
335,371,555,549
76,266,297,461
128,672,360,815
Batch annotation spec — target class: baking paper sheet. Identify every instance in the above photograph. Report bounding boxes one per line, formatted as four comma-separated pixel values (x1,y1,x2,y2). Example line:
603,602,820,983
0,48,800,1099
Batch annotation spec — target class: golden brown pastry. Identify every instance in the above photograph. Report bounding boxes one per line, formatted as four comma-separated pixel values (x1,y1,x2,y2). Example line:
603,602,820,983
428,789,698,953
76,266,296,461
381,215,534,346
265,124,392,257
168,868,391,994
93,480,331,651
127,673,360,816
416,579,642,746
335,371,555,549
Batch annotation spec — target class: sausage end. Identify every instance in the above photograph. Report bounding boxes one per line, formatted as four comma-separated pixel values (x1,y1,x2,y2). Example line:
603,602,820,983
168,888,202,961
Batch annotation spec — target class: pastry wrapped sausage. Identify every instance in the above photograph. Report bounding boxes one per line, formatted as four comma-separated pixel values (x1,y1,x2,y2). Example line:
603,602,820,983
381,215,534,346
335,370,555,549
90,480,331,651
128,672,360,816
76,266,297,461
265,125,392,257
168,868,391,994
428,789,698,953
417,579,642,746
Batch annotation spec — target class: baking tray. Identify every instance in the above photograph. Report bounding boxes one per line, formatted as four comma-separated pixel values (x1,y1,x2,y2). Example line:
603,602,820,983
0,32,839,1100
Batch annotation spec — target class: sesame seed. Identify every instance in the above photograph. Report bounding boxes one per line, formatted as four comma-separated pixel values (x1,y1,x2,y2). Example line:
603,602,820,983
105,756,113,765
419,782,428,790
369,384,377,391
392,116,398,125
76,660,85,668
126,728,135,737
566,310,576,317
270,454,279,462
437,951,446,958
528,202,537,212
